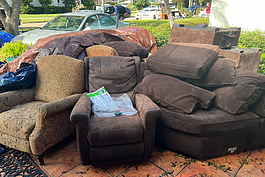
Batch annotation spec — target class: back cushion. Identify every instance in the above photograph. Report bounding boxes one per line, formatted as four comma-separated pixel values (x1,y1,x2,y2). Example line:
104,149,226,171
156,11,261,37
134,74,215,114
214,69,265,114
104,41,150,60
89,56,139,93
34,55,84,102
146,43,219,79
185,58,237,89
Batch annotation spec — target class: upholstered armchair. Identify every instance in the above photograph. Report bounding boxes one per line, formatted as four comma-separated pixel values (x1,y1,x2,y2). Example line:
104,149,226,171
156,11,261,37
70,56,160,166
0,55,84,164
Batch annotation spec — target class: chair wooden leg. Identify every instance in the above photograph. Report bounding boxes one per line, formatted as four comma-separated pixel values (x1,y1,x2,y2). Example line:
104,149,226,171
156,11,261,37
37,154,44,165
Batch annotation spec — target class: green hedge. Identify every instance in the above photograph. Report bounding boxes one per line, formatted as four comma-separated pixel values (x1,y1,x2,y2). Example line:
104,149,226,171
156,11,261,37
238,30,265,74
26,6,66,14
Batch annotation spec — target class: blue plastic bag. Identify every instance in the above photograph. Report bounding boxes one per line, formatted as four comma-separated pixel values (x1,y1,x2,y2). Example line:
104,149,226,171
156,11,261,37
0,64,36,93
0,31,14,43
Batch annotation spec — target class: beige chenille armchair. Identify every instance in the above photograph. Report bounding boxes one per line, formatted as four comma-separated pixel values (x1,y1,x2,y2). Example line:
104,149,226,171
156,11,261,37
0,55,84,164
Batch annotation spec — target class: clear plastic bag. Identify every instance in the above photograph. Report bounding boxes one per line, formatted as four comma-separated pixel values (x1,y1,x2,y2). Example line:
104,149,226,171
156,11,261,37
87,86,137,118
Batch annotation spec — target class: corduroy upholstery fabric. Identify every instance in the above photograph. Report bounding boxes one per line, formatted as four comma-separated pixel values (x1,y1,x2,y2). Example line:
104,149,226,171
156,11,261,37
104,41,150,60
88,56,140,93
34,55,84,102
214,69,265,114
70,56,160,166
146,43,219,79
85,45,119,57
134,74,215,114
185,58,237,89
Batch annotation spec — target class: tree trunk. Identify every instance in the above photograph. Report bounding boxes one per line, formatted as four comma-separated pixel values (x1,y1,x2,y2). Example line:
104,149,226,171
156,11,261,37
164,0,174,28
0,0,21,36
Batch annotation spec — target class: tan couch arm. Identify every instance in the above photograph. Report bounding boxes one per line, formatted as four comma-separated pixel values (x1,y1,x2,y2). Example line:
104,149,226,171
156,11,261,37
0,88,35,113
29,94,81,155
135,93,161,160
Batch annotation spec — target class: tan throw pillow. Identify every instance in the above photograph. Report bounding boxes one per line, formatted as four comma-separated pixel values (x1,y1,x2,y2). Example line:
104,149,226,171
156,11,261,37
34,55,84,102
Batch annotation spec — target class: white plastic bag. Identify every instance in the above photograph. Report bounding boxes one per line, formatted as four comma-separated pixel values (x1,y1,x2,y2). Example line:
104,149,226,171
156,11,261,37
87,87,137,117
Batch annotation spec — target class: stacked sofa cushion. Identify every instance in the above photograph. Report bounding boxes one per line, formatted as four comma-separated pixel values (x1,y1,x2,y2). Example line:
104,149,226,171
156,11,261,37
134,42,265,159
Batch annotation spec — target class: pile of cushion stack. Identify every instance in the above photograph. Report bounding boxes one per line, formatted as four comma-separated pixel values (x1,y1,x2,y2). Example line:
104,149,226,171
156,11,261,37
134,24,265,159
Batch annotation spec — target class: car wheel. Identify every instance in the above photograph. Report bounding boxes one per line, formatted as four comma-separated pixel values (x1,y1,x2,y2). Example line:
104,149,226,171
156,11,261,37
201,14,205,18
136,18,139,20
153,15,156,20
120,16,125,21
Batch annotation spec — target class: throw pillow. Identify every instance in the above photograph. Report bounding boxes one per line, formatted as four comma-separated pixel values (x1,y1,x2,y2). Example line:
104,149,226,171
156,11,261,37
185,58,237,89
134,74,215,114
104,41,150,60
214,69,265,114
146,43,219,79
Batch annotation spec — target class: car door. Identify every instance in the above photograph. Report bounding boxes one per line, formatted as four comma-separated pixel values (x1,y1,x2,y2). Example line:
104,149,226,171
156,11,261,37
85,15,118,30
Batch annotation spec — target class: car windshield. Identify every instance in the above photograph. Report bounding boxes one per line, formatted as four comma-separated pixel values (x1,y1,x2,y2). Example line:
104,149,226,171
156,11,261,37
42,16,85,31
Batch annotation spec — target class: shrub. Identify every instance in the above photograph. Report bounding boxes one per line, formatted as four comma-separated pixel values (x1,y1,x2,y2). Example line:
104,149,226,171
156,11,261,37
238,30,265,75
0,41,29,62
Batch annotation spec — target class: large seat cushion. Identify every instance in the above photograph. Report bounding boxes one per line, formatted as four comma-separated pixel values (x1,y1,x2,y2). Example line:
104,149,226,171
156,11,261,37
158,107,260,136
88,113,143,147
104,41,150,60
34,55,84,102
85,45,119,57
214,69,265,114
134,74,215,114
249,93,265,117
89,56,140,93
0,101,45,140
185,58,237,89
146,43,219,79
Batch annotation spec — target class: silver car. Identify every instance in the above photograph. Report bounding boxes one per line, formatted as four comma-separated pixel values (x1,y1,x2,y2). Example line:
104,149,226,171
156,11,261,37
13,10,129,46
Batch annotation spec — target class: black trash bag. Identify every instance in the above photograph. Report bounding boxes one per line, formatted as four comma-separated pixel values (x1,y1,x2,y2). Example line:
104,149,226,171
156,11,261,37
0,64,36,93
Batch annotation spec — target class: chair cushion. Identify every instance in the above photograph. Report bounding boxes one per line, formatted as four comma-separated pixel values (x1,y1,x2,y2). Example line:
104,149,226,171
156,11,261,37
34,55,84,102
134,74,215,114
89,56,139,93
158,107,260,136
88,113,143,147
85,45,119,57
185,58,237,89
0,101,45,140
214,69,265,114
146,43,219,79
104,41,150,60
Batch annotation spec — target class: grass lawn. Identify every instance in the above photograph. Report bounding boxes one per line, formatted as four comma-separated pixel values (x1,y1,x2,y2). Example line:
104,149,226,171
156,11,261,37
20,14,59,23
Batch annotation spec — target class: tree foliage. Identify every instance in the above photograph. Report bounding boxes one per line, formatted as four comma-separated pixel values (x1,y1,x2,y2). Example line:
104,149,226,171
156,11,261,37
133,0,150,10
21,0,34,14
82,0,94,10
0,0,22,35
63,0,75,12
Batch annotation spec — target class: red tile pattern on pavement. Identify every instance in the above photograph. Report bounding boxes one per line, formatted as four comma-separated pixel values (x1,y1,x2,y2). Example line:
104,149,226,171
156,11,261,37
32,134,265,177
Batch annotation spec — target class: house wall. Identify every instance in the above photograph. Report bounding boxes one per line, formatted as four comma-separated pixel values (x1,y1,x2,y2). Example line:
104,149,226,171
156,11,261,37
209,0,265,31
31,0,65,7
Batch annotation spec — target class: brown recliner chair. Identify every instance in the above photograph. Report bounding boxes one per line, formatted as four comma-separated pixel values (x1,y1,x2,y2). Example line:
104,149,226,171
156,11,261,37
0,55,84,164
70,56,160,166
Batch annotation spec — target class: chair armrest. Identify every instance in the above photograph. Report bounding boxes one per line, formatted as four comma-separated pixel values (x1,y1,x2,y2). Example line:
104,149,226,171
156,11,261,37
43,94,82,116
135,93,161,160
70,93,92,165
30,94,81,155
0,88,35,113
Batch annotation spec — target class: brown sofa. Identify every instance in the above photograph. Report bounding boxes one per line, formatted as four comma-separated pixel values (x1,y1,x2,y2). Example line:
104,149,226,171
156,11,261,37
70,56,160,166
135,42,265,159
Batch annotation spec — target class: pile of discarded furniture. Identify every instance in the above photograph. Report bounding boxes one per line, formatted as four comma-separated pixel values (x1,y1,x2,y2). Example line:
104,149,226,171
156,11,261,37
0,24,264,166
